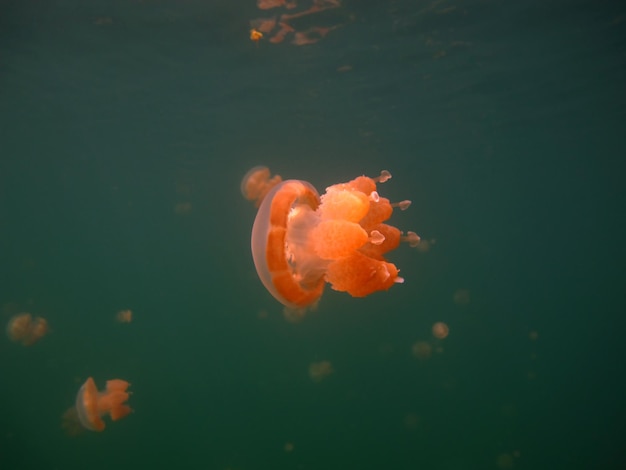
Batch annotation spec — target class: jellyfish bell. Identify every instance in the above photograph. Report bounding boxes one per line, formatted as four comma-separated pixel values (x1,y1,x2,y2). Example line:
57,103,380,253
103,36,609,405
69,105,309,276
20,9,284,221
251,178,325,310
243,166,420,311
75,377,132,432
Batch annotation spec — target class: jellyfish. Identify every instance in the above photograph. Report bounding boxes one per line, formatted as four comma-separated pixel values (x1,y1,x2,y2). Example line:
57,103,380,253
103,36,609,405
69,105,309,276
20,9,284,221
250,0,346,46
432,321,449,339
242,166,420,312
309,360,334,382
6,313,48,346
241,166,283,207
73,377,132,432
250,28,263,44
411,340,432,360
257,0,297,9
115,309,133,323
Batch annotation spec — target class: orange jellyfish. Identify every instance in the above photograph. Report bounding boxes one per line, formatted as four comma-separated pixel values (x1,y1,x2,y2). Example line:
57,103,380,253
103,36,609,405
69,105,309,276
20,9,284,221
6,313,48,346
411,340,432,360
309,360,334,382
241,166,283,207
432,321,449,339
242,166,420,312
115,309,133,323
250,28,263,44
250,0,346,46
73,377,132,432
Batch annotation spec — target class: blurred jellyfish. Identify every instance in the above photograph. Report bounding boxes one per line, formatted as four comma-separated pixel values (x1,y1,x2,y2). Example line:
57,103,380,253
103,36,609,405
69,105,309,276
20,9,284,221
432,321,449,340
258,0,297,9
116,309,133,323
411,340,432,360
241,166,283,207
453,288,470,305
72,377,132,432
496,453,514,469
403,412,421,430
174,202,192,215
250,0,348,46
308,360,334,382
6,313,48,346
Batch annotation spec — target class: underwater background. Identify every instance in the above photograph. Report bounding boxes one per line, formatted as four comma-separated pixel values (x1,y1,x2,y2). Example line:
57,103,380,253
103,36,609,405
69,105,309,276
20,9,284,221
1,0,624,469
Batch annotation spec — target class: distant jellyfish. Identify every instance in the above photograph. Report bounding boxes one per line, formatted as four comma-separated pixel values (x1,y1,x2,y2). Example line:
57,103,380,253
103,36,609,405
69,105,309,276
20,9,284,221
116,309,133,323
411,341,432,360
453,288,470,305
74,377,132,432
174,201,192,215
432,322,449,340
241,165,283,207
249,28,263,44
496,453,514,469
6,313,31,341
28,317,48,343
257,0,295,9
251,0,346,46
308,360,334,382
6,313,48,346
404,412,421,430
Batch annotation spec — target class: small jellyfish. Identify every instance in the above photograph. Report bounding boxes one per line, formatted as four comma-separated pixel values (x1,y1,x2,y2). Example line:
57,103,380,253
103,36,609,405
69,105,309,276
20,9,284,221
6,313,31,341
115,309,133,323
6,313,48,346
241,165,283,207
174,201,192,215
411,341,432,360
404,412,421,430
432,322,449,339
250,28,263,43
257,0,296,9
309,360,334,382
74,377,132,432
496,453,515,469
242,166,420,312
250,0,346,46
453,288,470,305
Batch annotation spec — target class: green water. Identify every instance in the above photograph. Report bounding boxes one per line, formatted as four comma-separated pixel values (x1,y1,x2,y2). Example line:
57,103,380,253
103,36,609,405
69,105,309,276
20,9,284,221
1,0,624,469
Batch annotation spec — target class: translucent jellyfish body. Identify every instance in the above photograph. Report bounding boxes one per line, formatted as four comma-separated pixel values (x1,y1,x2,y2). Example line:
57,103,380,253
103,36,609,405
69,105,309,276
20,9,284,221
242,167,420,312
